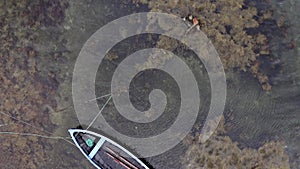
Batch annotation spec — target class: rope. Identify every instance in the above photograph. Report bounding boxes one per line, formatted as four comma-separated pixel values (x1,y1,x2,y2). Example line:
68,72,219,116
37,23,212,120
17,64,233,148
0,131,75,146
0,93,113,147
85,93,111,103
0,111,75,146
86,95,112,131
0,111,53,135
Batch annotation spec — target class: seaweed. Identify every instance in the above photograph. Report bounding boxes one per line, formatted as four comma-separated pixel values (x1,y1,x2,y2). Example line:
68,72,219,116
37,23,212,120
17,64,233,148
132,0,281,91
0,0,69,168
181,116,290,168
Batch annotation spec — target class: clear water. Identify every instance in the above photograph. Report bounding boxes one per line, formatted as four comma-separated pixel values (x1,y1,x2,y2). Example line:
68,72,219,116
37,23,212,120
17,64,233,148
1,0,300,168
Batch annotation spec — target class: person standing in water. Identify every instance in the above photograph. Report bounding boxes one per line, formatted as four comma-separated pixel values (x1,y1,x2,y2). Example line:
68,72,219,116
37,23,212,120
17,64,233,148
183,14,203,30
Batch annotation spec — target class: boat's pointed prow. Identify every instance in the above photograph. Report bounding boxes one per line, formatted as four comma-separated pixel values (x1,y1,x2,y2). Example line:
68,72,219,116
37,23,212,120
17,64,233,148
68,129,75,135
69,128,150,169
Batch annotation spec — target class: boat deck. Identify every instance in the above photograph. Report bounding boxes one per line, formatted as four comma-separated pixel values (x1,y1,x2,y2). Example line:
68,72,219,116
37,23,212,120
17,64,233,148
73,131,147,169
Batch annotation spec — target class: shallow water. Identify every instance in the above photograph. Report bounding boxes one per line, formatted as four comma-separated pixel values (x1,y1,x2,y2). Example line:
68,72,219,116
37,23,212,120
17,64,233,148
52,0,300,167
223,0,300,167
1,0,300,168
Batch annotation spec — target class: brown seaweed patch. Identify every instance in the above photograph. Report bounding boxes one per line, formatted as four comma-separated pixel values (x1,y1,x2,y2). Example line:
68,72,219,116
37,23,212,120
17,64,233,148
0,0,69,168
181,116,290,168
132,0,279,91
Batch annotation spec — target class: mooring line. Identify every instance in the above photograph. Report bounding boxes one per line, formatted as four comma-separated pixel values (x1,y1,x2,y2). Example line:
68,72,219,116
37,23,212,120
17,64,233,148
86,95,112,131
0,131,75,146
0,92,113,147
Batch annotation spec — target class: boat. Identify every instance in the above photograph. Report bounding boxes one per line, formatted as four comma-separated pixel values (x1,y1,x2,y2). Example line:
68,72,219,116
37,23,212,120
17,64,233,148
68,128,150,169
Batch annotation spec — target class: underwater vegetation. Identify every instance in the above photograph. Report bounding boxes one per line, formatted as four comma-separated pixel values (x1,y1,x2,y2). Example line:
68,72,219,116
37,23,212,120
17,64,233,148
181,117,290,169
132,0,285,91
0,0,292,168
130,0,294,168
0,0,68,168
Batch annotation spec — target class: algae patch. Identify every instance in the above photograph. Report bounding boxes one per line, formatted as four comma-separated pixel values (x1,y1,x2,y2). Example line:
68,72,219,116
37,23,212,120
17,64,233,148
132,0,281,91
